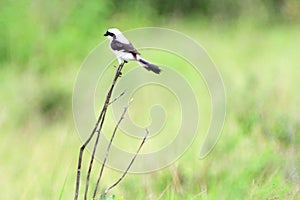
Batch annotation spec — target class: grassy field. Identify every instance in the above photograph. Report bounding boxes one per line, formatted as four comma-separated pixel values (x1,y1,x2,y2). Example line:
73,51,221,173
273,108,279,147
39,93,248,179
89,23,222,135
1,4,300,199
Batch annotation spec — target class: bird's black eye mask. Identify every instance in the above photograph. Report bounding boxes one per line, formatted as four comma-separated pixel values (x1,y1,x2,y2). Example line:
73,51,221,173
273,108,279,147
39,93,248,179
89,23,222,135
104,31,115,38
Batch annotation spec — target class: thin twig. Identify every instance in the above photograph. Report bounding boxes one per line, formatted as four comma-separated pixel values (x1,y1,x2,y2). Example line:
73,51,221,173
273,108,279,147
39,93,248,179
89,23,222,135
103,129,150,196
93,102,132,198
74,106,105,200
74,62,125,200
109,89,127,105
84,62,124,200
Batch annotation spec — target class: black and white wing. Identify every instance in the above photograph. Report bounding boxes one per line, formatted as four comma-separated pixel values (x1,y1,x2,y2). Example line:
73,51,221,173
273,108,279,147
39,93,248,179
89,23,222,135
111,39,141,56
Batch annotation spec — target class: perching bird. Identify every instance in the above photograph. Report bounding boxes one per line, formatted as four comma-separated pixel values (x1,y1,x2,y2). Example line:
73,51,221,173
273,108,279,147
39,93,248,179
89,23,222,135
104,28,161,74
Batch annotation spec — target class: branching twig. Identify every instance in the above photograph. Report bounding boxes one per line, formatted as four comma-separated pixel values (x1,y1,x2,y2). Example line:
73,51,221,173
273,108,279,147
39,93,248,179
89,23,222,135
74,105,105,200
109,89,127,105
93,101,132,198
74,62,125,200
103,129,150,197
84,63,125,200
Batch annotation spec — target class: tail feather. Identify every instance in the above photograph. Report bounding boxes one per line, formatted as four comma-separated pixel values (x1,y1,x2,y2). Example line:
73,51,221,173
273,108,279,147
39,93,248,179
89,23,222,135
138,58,161,74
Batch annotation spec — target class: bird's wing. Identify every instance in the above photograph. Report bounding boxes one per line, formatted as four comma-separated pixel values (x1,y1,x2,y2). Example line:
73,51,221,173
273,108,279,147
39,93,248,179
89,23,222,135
111,40,141,55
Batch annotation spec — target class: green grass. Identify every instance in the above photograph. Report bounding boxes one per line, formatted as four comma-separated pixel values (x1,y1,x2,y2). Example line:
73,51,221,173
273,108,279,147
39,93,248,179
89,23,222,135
1,6,300,199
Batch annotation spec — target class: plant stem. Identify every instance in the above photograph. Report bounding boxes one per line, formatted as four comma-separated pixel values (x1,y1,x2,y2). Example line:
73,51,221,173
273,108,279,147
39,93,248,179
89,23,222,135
74,62,125,200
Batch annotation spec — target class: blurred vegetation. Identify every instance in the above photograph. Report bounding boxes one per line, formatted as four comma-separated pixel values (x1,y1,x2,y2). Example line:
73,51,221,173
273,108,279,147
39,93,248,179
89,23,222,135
113,0,300,22
1,0,300,65
1,0,299,69
0,0,300,199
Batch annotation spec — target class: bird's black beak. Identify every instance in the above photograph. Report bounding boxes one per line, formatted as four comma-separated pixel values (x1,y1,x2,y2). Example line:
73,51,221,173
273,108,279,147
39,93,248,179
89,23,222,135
104,31,108,36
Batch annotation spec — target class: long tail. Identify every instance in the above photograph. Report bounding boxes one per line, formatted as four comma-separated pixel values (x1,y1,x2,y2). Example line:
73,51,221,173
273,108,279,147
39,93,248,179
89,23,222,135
137,58,161,74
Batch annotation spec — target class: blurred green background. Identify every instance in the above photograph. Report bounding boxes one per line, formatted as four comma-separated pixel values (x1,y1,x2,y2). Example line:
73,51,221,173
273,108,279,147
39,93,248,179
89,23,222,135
0,0,300,199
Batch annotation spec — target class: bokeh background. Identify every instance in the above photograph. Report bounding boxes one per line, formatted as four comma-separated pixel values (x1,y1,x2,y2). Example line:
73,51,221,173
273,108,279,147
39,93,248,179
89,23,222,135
0,0,300,199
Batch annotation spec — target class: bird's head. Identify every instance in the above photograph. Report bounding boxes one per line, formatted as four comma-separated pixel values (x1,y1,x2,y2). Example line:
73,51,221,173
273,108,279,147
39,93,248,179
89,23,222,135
104,28,122,40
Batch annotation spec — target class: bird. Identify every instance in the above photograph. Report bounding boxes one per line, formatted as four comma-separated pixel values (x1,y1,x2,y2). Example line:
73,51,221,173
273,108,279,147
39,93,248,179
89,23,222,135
104,28,161,74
